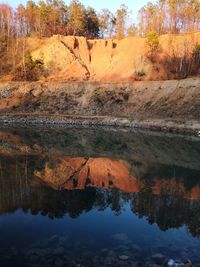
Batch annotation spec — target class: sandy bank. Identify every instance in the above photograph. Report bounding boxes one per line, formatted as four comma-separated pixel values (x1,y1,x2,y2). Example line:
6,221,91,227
0,78,200,135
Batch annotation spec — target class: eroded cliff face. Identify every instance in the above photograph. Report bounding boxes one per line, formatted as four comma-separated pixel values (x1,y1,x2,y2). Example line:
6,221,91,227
7,32,200,82
25,35,150,81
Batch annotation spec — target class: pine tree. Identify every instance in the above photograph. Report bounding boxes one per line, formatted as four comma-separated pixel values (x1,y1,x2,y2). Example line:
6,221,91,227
68,0,86,36
116,4,127,39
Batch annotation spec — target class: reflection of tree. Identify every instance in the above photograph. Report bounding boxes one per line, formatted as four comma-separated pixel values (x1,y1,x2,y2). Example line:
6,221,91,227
131,181,200,237
0,155,32,214
0,154,200,237
111,188,122,215
22,187,125,218
23,187,97,219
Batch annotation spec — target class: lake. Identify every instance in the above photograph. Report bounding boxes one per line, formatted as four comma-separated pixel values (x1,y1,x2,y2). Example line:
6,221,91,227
0,127,199,267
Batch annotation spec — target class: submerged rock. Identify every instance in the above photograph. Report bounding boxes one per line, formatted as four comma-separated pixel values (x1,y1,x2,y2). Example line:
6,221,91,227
48,235,59,244
184,260,193,267
118,255,129,260
112,233,129,242
167,259,186,267
152,253,166,265
54,258,64,267
131,244,142,252
52,247,65,256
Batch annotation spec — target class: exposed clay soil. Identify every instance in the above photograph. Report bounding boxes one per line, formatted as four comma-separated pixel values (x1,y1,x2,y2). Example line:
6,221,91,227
1,32,200,82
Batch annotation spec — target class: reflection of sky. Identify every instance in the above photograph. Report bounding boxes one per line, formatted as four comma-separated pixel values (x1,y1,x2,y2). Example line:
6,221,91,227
1,205,200,260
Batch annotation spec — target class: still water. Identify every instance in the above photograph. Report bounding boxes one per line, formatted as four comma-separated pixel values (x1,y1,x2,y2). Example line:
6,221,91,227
0,127,200,267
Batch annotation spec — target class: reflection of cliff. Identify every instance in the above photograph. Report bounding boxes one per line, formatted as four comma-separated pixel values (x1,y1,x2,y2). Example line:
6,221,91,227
0,153,200,237
1,128,200,171
35,157,138,193
34,156,200,201
0,131,45,155
0,131,32,154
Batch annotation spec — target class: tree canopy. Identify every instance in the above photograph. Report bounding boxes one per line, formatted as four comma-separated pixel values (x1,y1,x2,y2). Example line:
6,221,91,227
0,0,199,41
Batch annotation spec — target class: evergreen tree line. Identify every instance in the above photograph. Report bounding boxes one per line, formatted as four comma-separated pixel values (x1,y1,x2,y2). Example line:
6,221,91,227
0,0,199,41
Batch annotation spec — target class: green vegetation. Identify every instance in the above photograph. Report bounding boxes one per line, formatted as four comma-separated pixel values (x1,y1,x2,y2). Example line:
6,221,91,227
192,44,200,72
146,32,160,61
163,41,200,79
13,51,45,81
116,5,127,39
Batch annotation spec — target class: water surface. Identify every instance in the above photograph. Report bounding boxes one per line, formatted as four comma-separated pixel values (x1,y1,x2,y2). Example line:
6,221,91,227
0,127,200,267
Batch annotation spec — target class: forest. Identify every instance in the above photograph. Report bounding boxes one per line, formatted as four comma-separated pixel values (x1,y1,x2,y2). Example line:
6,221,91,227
0,0,199,40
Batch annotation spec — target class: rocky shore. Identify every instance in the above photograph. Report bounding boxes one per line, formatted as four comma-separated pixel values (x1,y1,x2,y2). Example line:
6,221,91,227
0,78,200,135
0,114,199,136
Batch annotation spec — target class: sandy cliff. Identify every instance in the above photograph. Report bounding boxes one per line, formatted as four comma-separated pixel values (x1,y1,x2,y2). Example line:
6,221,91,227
7,32,200,82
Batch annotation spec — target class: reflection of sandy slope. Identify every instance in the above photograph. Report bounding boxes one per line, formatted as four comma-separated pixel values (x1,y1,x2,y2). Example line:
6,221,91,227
0,132,21,144
34,156,200,199
35,157,138,192
150,178,200,200
1,128,200,171
186,186,200,200
0,131,32,154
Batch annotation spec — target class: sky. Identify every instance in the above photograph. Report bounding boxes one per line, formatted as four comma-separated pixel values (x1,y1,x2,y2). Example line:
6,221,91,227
4,0,156,15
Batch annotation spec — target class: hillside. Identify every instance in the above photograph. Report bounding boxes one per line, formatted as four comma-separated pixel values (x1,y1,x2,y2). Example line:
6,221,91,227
0,33,200,134
1,32,200,82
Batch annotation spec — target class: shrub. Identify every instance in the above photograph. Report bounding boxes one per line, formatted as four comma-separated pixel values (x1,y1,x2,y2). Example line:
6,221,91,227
13,51,45,81
192,44,200,74
161,42,200,79
136,70,146,77
146,31,160,61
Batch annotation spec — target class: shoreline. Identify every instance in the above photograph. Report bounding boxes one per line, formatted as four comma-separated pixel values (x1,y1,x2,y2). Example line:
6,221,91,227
1,78,199,137
0,114,199,136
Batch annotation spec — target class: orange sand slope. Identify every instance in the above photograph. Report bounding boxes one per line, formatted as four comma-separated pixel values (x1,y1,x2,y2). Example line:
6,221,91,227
25,32,200,82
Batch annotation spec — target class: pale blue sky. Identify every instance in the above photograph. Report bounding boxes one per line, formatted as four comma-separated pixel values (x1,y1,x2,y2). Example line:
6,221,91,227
4,0,156,14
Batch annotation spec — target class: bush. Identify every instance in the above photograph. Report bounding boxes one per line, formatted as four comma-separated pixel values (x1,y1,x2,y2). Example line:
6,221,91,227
146,31,160,61
136,70,146,77
161,42,200,79
192,44,200,74
13,51,45,81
